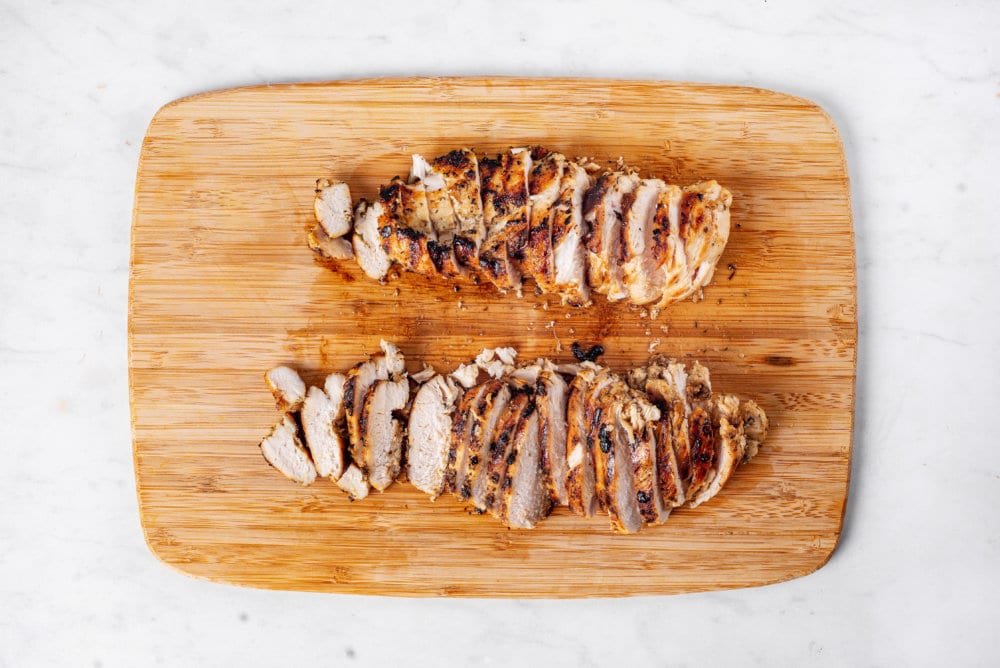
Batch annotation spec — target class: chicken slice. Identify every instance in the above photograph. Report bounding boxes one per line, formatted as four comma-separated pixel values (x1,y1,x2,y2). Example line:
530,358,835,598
649,184,691,307
565,363,600,516
361,377,409,491
382,179,439,276
685,407,716,500
583,370,620,513
264,366,306,413
411,155,467,278
425,149,484,272
739,399,769,462
536,361,570,505
551,161,593,306
308,224,355,261
688,394,745,508
442,383,489,495
622,178,668,305
616,391,664,525
335,463,370,501
457,380,510,503
520,148,565,291
629,357,692,494
259,415,316,485
314,179,353,238
343,340,405,470
478,149,531,292
352,199,392,280
477,384,532,512
407,373,462,498
498,402,551,529
607,400,645,534
678,181,733,297
584,170,640,301
300,373,348,479
652,417,685,510
465,381,514,509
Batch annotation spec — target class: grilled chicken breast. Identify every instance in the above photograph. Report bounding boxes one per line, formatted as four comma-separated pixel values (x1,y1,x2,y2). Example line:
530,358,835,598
258,348,766,532
320,148,731,310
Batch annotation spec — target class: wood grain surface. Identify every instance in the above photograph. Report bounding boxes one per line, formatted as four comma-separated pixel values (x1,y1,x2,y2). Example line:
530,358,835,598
129,77,856,597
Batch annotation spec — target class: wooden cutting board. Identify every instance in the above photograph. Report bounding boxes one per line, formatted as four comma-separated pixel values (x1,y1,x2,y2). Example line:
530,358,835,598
130,77,855,597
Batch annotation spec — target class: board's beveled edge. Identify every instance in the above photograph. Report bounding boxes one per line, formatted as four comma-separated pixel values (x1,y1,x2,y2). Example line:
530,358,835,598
129,76,857,597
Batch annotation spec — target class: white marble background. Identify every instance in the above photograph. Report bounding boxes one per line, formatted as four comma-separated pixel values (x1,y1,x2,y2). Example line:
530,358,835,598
2,0,998,665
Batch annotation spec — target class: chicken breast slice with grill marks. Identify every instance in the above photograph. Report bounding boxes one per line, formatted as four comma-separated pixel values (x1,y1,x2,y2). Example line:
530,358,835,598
425,149,484,272
622,178,668,305
565,362,600,516
649,184,691,307
260,415,316,485
361,377,409,492
497,399,551,528
584,370,620,513
520,148,565,291
535,361,570,505
478,382,532,513
442,383,489,496
314,179,353,238
385,178,440,276
616,391,664,525
606,397,646,534
629,357,690,500
343,341,405,475
478,149,530,292
352,199,392,280
678,181,733,298
457,380,510,504
688,394,745,508
410,155,466,278
300,373,348,479
584,170,640,301
551,161,593,306
265,366,306,413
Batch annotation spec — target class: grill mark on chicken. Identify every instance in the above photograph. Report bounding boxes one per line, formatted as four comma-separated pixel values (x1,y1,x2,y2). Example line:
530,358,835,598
458,380,509,503
443,384,488,495
479,387,531,512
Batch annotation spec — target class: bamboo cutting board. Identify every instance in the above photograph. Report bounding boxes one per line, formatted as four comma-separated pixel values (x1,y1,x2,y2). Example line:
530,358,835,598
130,77,855,597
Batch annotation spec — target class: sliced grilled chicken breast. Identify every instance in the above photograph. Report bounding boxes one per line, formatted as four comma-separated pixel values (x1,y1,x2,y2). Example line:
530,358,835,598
607,401,645,534
301,374,348,479
443,383,489,495
410,156,465,277
336,463,370,501
688,394,745,508
426,149,484,271
265,366,306,413
260,415,316,485
622,178,667,305
520,148,565,290
679,181,732,296
383,179,439,276
499,403,551,529
536,361,570,505
650,185,691,307
458,380,510,504
343,340,405,470
314,179,353,238
478,384,531,512
407,373,461,498
685,407,716,500
308,224,355,260
565,363,600,516
478,149,530,292
352,199,392,280
617,393,664,525
361,377,409,491
551,161,592,305
584,170,640,301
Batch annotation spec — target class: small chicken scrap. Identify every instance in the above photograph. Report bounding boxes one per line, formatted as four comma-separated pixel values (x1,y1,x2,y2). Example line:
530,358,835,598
310,147,732,310
258,345,767,534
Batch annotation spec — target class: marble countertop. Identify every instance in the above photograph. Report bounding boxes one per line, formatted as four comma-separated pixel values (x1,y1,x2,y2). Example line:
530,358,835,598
3,1,998,665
